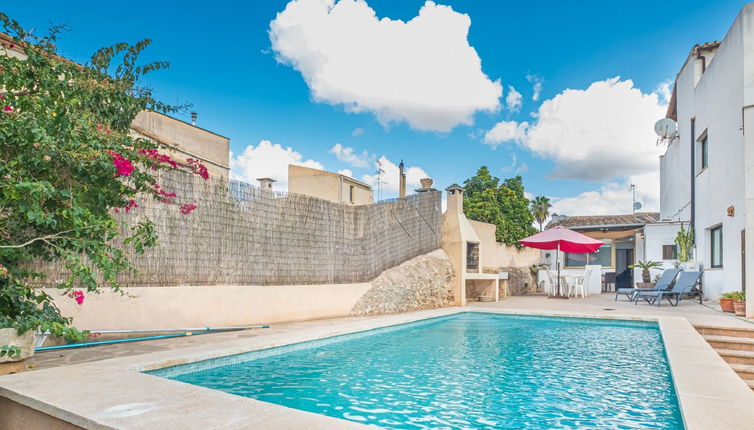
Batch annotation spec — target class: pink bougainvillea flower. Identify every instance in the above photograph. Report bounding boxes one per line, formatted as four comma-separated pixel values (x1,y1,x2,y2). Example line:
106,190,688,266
67,290,85,305
108,151,135,177
4,105,13,111
187,158,209,180
124,199,138,213
96,124,104,130
140,149,178,169
179,202,197,215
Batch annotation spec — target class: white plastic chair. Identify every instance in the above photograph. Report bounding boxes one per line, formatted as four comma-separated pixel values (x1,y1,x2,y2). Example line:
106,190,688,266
569,270,591,298
545,270,558,296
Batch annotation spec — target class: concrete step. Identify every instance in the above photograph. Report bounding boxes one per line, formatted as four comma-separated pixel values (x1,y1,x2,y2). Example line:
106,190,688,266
717,349,754,366
730,363,754,381
747,380,754,392
703,335,754,352
695,325,754,339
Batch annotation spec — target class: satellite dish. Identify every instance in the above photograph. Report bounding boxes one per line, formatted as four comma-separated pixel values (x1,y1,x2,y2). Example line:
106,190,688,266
633,202,643,211
654,118,677,137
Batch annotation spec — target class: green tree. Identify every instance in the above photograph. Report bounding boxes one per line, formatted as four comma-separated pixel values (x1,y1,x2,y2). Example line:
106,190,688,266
463,167,537,246
530,195,552,231
0,16,206,357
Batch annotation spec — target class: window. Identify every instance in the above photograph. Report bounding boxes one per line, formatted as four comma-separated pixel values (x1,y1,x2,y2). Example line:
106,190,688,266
662,245,678,260
349,185,355,204
566,243,613,268
710,225,723,268
697,133,709,171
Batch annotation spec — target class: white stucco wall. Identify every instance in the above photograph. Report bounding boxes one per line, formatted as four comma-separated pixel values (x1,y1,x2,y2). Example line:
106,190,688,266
660,4,751,300
741,4,754,317
46,284,373,330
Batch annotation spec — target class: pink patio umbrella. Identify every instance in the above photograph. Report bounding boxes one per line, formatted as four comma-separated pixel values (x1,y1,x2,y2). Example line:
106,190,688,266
519,226,603,299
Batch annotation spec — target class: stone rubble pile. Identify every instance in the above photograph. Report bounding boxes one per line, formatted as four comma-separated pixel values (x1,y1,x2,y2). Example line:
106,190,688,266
351,249,455,316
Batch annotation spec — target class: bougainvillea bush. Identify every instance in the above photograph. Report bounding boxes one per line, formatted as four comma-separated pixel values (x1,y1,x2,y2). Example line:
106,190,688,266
0,15,207,357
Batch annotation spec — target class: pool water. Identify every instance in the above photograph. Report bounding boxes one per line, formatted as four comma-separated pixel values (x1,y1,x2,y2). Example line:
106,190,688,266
149,313,684,429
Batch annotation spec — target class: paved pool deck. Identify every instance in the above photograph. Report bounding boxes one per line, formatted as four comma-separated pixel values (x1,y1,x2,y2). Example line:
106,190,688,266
1,294,753,429
26,293,754,370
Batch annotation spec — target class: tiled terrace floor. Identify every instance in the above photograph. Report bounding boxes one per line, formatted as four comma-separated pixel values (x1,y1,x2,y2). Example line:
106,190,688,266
27,293,752,370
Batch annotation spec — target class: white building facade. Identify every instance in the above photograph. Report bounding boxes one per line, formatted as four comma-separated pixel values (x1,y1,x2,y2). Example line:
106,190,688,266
659,3,754,315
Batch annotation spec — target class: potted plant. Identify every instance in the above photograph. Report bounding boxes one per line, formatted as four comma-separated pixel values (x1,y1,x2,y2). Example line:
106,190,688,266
675,223,697,271
720,292,736,313
629,260,663,287
732,292,746,317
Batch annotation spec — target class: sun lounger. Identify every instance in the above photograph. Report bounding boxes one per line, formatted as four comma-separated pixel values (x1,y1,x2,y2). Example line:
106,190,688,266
615,268,680,302
634,271,703,307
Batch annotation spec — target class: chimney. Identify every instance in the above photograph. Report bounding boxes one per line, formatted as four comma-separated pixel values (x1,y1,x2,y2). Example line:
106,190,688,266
398,160,406,198
446,184,464,213
416,177,435,193
256,177,276,190
191,112,197,126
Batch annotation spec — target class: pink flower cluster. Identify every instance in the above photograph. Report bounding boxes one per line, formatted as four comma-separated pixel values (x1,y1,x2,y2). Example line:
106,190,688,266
114,199,138,214
108,151,135,177
96,124,112,134
67,290,85,305
139,148,178,169
153,183,177,203
179,202,197,215
187,158,209,180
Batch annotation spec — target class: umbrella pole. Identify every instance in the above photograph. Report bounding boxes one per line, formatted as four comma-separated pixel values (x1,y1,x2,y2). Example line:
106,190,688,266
548,242,568,299
557,243,561,296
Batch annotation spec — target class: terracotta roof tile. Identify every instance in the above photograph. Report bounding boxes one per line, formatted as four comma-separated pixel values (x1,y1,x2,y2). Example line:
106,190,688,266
547,212,660,229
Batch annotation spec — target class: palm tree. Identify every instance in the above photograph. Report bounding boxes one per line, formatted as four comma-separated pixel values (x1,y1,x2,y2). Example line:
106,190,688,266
531,196,551,231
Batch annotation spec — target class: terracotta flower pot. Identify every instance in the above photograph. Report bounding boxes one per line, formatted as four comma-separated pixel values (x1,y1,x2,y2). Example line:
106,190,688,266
0,328,35,363
733,302,746,317
720,298,736,313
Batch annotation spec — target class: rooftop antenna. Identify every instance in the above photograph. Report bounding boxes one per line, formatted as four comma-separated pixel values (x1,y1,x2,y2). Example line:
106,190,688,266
375,159,386,201
630,184,642,213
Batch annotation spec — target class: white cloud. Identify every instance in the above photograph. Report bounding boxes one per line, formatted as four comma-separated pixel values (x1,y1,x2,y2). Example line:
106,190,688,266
230,140,324,190
329,143,373,168
351,127,364,137
655,80,672,105
551,171,660,216
485,76,669,216
525,77,666,181
269,0,502,132
338,168,353,177
493,77,665,181
483,120,528,148
362,156,429,196
506,85,522,112
527,74,543,101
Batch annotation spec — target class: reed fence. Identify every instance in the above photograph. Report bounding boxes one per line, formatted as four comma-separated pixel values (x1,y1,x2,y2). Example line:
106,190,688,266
36,170,442,287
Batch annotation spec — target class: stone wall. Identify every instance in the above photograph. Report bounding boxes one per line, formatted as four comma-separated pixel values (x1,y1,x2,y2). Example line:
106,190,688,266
502,266,540,296
350,249,455,316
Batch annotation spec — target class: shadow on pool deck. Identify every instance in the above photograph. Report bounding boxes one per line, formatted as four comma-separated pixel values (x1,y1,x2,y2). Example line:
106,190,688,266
26,293,752,371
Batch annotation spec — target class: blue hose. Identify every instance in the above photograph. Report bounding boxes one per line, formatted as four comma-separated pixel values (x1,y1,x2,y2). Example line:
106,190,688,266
35,332,195,351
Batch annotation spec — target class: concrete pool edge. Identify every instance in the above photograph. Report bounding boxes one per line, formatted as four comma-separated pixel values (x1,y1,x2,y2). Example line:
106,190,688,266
0,307,752,429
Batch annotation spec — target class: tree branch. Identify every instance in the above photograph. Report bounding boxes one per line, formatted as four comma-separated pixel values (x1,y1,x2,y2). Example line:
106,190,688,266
0,230,74,249
0,89,36,97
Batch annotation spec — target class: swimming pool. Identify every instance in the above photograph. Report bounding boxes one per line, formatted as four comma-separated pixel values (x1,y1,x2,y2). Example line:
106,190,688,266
148,313,684,429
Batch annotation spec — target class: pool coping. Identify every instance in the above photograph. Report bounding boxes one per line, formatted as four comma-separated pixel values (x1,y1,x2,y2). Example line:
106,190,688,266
1,307,753,429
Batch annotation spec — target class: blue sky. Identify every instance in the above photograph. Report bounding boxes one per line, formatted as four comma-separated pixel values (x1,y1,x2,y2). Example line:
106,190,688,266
4,0,748,212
